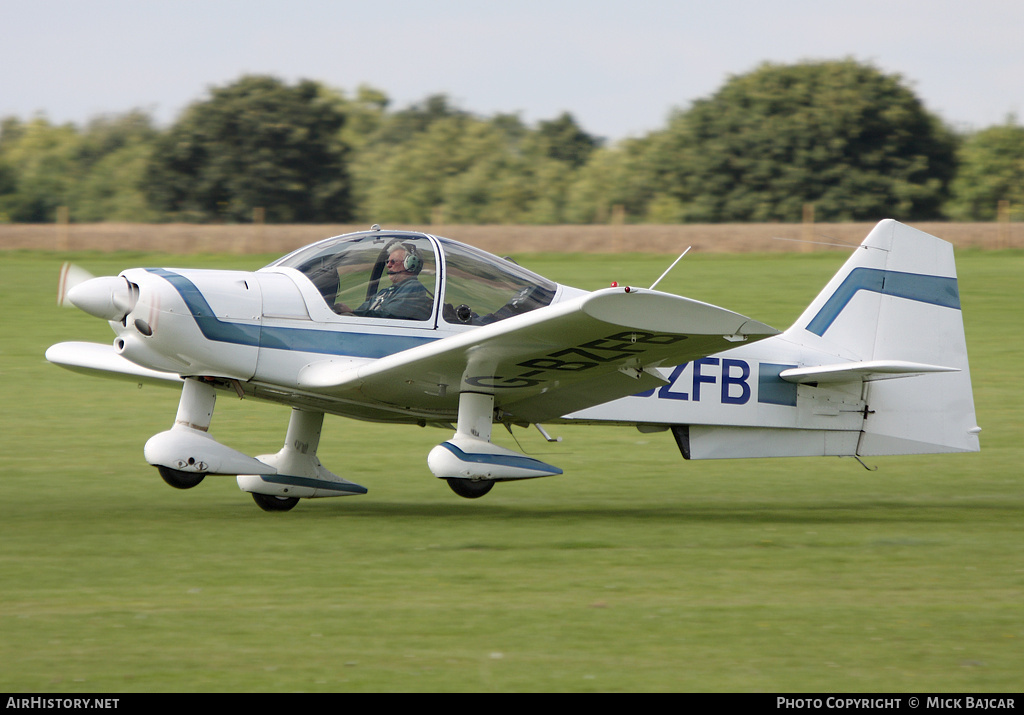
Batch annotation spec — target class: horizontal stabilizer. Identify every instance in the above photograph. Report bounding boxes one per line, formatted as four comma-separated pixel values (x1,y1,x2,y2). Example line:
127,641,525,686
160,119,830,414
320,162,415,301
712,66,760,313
780,360,959,384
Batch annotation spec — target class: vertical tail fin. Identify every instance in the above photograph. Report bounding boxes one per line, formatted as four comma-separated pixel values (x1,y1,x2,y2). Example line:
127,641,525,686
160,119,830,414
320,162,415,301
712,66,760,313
784,220,979,455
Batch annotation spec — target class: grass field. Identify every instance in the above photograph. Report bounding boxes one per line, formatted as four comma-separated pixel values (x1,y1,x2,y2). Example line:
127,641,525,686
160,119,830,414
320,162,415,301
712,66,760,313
1,245,1021,692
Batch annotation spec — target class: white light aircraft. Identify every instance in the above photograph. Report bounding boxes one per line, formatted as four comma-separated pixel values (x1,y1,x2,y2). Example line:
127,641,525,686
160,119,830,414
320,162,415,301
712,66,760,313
47,220,980,511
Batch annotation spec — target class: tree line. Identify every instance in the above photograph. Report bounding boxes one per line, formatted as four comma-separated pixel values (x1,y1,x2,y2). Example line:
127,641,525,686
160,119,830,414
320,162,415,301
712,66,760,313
1,59,1021,226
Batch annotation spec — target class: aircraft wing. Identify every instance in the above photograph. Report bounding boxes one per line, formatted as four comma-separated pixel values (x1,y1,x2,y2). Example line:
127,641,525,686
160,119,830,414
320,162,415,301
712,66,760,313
45,341,183,386
299,287,778,424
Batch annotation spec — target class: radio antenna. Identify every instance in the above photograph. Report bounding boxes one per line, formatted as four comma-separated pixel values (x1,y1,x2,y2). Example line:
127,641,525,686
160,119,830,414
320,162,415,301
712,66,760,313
649,247,691,290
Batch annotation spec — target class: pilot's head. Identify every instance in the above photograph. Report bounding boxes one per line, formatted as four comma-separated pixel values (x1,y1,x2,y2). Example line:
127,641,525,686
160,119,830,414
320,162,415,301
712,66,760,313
385,244,422,284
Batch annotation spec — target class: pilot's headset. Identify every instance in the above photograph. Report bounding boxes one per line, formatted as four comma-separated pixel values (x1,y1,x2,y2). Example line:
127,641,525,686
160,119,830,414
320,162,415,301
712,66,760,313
390,242,424,275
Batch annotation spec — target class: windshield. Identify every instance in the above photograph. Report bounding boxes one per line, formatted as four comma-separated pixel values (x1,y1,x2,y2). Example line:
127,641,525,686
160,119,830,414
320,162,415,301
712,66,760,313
269,233,437,322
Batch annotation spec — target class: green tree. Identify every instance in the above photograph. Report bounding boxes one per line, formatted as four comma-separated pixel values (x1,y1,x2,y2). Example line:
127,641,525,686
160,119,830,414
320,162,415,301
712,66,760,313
946,119,1024,220
339,84,390,151
0,112,163,223
657,59,957,222
0,118,26,221
145,75,352,222
529,112,600,168
0,116,80,222
439,114,580,224
564,134,671,223
70,111,160,222
356,114,472,223
351,96,595,225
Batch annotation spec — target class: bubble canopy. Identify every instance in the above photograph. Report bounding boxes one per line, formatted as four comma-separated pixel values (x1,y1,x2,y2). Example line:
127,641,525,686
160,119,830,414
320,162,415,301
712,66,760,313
267,230,557,325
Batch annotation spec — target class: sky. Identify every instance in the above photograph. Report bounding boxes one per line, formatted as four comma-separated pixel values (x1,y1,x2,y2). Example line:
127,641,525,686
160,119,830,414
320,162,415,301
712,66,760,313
3,0,1022,142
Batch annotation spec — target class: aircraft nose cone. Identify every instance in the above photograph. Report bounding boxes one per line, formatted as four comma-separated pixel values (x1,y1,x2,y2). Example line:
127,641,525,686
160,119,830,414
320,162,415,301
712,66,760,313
68,275,138,321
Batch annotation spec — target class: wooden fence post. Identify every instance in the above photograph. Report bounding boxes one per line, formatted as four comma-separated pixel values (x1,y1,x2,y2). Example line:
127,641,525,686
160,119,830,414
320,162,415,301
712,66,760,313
55,206,69,251
250,207,266,253
802,203,815,251
997,200,1010,249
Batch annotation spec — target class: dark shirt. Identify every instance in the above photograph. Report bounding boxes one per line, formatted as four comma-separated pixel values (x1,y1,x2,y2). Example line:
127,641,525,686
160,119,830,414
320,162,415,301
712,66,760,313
355,279,432,320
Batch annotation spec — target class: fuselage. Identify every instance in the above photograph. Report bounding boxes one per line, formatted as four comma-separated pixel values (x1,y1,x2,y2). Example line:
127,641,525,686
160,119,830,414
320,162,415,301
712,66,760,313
94,229,581,423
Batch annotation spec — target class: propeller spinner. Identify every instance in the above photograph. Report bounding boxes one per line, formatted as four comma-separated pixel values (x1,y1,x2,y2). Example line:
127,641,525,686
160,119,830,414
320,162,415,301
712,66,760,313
59,263,139,321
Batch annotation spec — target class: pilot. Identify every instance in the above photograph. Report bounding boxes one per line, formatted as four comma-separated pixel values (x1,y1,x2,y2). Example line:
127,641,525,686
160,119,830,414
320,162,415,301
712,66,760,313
336,244,432,320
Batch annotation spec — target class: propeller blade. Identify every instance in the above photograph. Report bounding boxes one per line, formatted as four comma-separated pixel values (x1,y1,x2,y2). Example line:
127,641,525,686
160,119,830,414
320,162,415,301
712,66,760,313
57,262,95,307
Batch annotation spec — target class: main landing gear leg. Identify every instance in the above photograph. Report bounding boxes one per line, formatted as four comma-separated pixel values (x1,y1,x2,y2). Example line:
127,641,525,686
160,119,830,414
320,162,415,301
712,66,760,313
145,377,276,490
427,391,563,498
153,377,216,489
446,392,496,498
237,407,368,510
248,409,327,512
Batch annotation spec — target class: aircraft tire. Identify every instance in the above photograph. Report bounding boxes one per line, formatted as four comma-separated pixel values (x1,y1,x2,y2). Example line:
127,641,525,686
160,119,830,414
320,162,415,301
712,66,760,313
251,492,300,512
157,465,206,490
446,478,495,499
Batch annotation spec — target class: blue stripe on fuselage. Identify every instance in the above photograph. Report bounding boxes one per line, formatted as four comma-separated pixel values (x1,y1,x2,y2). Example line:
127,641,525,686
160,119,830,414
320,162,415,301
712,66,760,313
147,268,436,358
805,267,960,337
